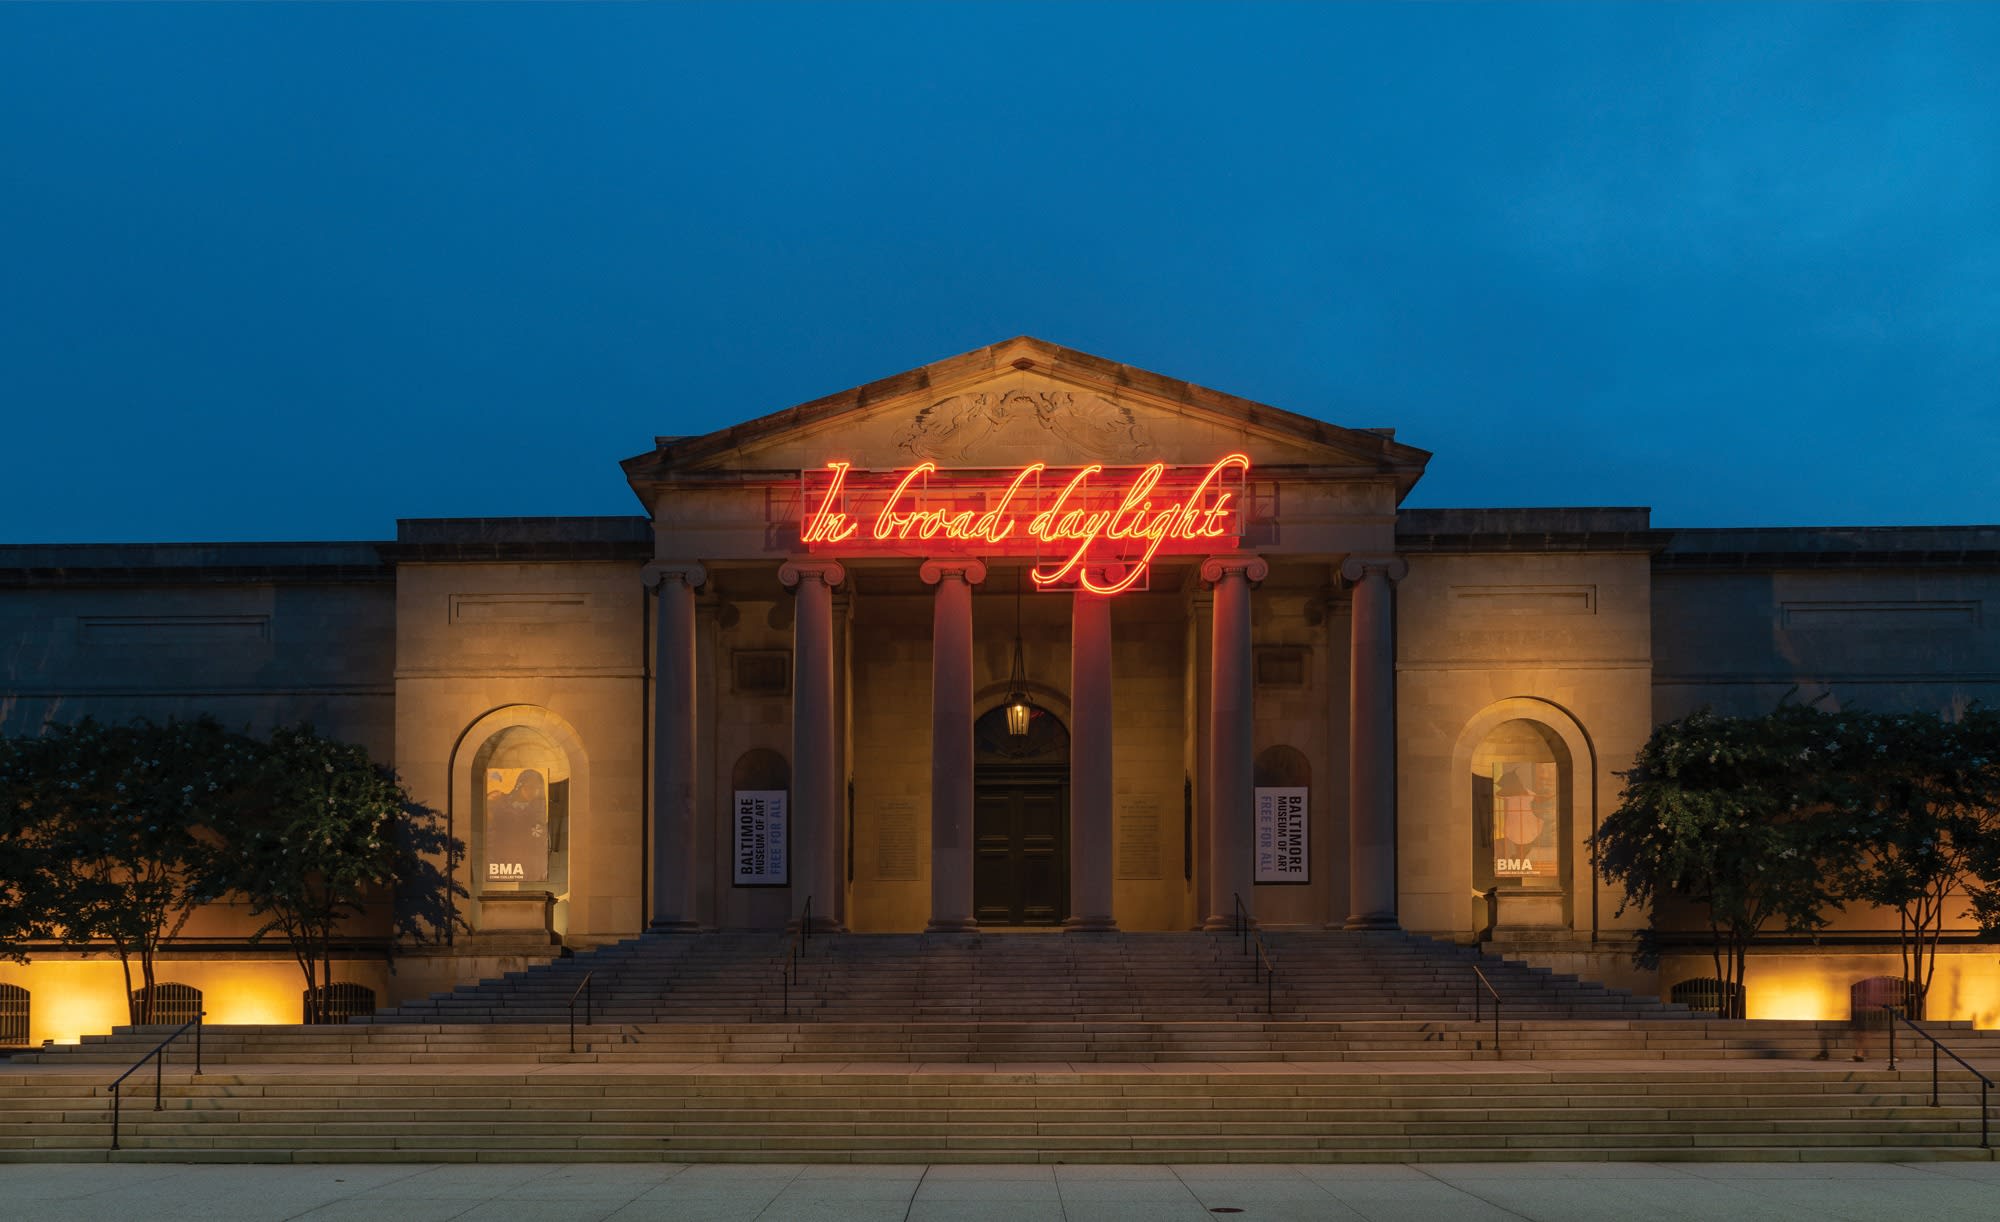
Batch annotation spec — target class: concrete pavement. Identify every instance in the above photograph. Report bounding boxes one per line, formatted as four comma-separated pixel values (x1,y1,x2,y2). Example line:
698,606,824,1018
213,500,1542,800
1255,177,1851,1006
4,1160,2000,1222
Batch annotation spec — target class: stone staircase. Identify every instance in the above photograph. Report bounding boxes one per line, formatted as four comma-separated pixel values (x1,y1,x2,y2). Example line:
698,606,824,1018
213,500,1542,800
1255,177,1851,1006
2,1065,1994,1163
366,929,1693,1027
7,931,1997,1163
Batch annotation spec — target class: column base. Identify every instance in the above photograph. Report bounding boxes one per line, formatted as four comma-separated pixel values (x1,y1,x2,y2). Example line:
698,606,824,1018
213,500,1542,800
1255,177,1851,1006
792,917,845,935
1062,916,1118,933
1200,914,1236,932
646,919,703,934
1342,914,1400,931
925,917,978,934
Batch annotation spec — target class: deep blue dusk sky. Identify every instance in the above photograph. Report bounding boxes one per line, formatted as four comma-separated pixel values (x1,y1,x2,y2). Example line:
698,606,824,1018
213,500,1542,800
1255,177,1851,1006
2,3,1995,543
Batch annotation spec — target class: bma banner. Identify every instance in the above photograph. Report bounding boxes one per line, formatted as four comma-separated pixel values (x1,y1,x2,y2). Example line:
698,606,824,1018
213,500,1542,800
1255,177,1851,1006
733,790,789,887
1254,787,1309,884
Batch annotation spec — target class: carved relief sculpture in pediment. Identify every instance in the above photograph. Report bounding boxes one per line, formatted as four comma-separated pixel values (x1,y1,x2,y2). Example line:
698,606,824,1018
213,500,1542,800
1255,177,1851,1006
893,389,1153,465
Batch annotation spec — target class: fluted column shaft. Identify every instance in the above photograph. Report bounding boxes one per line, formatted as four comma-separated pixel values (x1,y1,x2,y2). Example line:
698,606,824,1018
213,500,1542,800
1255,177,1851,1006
1066,577,1117,931
781,559,846,932
1344,555,1406,929
645,563,705,931
1201,554,1268,930
922,559,985,932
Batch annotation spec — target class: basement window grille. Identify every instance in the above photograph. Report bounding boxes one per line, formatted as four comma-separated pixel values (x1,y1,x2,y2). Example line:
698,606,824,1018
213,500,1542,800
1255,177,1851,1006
0,984,27,1046
304,982,378,1024
130,983,203,1026
1668,977,1745,1018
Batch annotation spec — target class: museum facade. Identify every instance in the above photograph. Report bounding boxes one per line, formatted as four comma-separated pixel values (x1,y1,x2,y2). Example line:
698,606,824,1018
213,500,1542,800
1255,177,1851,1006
4,337,1998,1043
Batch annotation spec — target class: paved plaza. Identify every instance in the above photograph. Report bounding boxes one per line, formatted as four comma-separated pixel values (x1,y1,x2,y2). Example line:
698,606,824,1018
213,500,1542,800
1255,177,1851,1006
4,1160,2000,1222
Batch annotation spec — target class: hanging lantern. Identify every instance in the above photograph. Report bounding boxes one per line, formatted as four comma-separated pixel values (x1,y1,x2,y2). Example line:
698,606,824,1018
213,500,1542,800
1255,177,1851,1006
1004,641,1032,737
1005,570,1032,736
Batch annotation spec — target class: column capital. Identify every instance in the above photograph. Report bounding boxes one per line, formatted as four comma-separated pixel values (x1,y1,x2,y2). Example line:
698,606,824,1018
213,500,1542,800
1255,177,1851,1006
1199,554,1269,588
1339,554,1408,586
918,558,988,586
642,562,707,590
778,558,846,590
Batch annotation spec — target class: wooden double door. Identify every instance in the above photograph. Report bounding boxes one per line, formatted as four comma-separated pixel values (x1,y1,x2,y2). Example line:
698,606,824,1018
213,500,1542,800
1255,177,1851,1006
973,769,1068,926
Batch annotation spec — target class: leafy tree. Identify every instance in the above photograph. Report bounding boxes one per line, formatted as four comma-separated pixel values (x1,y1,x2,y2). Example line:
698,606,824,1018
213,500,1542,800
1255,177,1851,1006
212,725,465,1023
1827,708,2000,1017
0,735,54,963
1592,705,1849,1017
0,717,254,1023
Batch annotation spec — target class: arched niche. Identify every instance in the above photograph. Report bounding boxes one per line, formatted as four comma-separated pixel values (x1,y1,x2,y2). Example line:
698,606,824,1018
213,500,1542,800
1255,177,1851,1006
732,748,791,793
450,705,591,938
1253,745,1312,888
470,725,572,895
728,748,792,890
1451,698,1594,939
1254,745,1311,789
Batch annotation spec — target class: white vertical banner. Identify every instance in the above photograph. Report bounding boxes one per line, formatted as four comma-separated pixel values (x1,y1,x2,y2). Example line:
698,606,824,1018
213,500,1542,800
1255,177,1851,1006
1254,786,1310,884
733,789,789,886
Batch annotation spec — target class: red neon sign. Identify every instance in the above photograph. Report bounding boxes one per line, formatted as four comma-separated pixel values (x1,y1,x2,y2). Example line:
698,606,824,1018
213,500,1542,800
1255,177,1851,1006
800,455,1250,595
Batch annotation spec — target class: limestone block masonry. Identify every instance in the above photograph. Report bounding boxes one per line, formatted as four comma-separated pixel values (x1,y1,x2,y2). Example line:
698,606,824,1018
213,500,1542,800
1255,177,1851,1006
2,338,1998,1045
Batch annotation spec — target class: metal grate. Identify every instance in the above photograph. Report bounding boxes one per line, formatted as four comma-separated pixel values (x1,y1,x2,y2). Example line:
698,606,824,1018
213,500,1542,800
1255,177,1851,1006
130,983,202,1026
303,982,378,1024
1852,975,1921,1022
0,984,27,1046
1669,976,1746,1018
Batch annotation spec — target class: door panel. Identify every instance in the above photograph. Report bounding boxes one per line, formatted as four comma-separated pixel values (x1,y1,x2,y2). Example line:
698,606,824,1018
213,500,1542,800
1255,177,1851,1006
973,781,1067,925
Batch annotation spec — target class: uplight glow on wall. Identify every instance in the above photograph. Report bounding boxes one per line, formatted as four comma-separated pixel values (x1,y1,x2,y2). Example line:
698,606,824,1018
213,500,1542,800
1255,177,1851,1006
801,455,1251,594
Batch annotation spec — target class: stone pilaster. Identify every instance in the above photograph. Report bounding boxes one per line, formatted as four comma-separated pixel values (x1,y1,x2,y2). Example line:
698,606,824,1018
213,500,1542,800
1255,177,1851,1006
920,558,986,933
643,562,705,931
1200,554,1268,930
1342,554,1407,929
780,558,847,932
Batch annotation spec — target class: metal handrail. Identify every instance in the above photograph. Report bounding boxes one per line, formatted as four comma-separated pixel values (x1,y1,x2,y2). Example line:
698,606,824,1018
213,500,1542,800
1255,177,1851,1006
1472,963,1502,1059
1231,893,1277,1017
566,971,594,1054
107,1010,205,1151
781,895,813,1019
1887,1005,1992,1148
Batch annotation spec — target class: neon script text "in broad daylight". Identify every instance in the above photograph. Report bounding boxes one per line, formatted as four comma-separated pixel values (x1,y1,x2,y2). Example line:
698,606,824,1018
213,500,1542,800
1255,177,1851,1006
800,455,1251,595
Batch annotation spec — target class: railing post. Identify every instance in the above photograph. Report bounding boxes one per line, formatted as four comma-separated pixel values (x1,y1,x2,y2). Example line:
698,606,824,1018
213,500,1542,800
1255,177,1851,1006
195,1012,203,1076
154,1042,163,1112
1888,1006,1898,1071
110,1085,120,1152
1932,1041,1940,1108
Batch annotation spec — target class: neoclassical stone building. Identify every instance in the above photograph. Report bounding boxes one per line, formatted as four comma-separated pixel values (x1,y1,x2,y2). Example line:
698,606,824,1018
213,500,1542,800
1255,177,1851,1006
4,337,1997,1043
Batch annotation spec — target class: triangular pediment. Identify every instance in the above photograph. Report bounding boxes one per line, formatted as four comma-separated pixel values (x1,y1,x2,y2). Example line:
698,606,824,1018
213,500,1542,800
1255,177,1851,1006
624,337,1429,498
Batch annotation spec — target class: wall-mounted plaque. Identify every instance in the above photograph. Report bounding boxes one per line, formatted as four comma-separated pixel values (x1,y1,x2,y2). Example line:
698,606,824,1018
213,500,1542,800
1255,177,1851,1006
1116,794,1163,880
1254,786,1309,884
732,789,789,886
875,797,920,881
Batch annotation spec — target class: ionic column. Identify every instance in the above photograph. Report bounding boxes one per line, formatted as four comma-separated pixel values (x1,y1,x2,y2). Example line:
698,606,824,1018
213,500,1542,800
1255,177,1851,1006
644,562,705,931
1065,570,1119,932
1200,554,1268,930
1342,555,1407,929
921,558,986,933
780,558,846,932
